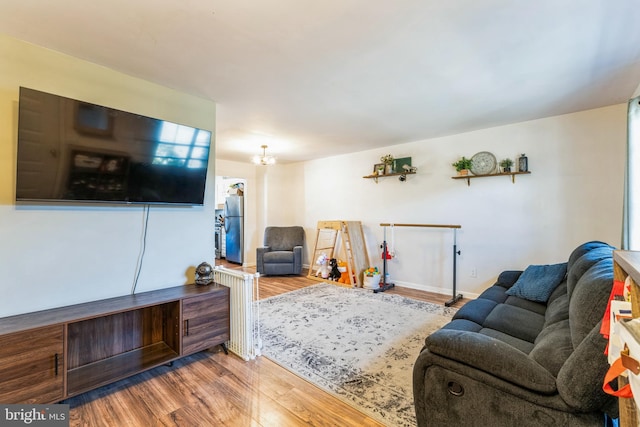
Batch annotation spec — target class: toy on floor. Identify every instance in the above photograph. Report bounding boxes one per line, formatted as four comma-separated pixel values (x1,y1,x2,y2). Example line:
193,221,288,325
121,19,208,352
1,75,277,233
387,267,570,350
364,266,380,277
328,258,341,281
337,260,351,284
314,253,330,278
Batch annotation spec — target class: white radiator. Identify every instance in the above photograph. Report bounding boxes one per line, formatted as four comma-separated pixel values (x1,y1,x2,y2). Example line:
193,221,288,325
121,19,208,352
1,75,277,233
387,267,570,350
213,266,261,361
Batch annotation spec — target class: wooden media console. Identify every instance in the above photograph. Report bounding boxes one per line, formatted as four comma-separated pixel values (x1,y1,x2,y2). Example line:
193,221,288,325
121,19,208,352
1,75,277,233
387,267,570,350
0,283,229,403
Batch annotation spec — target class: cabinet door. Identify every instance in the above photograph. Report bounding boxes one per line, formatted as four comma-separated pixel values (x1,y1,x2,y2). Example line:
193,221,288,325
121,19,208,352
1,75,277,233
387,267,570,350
182,288,230,355
0,325,64,403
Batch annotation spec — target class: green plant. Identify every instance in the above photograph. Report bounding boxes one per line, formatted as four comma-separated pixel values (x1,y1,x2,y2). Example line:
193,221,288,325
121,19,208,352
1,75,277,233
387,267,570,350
380,154,394,165
452,156,473,172
499,158,513,168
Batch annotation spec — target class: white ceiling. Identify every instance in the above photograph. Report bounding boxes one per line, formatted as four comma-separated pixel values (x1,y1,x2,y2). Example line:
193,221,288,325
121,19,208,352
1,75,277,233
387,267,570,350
2,0,640,163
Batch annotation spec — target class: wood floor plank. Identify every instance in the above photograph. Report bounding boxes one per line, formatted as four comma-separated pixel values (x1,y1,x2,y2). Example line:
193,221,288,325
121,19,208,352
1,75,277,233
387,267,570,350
214,364,305,426
66,260,467,426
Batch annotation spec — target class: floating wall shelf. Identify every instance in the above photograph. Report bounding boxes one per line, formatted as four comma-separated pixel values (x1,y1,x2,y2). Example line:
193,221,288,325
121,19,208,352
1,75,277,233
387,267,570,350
363,171,416,183
451,171,531,186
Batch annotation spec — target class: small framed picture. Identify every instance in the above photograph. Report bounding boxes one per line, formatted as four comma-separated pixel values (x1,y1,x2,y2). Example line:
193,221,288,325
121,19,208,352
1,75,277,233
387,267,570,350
374,163,385,175
394,157,412,172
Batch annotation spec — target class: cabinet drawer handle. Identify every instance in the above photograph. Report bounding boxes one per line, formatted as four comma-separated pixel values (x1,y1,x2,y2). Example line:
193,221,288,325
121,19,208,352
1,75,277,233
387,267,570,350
184,319,189,336
55,353,59,376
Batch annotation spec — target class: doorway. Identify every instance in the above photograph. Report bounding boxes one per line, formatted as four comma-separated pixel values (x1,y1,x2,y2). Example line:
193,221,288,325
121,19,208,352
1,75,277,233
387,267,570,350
215,177,247,263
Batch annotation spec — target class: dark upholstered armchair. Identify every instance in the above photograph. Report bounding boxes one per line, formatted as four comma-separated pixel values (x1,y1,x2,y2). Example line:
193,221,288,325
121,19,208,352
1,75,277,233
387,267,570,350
256,226,304,276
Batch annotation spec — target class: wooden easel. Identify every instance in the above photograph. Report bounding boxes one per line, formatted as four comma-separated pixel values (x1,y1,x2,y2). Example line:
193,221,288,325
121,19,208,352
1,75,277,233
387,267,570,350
307,221,369,287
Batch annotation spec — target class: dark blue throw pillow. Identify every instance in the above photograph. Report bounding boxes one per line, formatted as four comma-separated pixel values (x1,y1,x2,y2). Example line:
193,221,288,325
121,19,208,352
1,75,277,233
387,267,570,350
505,263,568,303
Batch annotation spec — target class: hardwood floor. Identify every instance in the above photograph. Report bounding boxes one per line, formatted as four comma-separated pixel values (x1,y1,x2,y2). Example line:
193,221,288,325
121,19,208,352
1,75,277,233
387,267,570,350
65,261,467,426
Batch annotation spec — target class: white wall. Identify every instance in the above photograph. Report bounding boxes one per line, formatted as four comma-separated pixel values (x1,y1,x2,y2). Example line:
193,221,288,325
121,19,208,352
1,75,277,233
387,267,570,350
265,104,626,297
0,35,217,316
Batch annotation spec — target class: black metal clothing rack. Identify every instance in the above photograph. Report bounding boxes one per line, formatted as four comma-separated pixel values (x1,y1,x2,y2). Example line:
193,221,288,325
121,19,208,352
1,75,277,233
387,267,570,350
376,223,463,306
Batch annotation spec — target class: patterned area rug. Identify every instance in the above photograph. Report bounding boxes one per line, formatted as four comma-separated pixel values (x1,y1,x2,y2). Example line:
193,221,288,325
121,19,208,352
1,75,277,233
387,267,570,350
258,283,457,426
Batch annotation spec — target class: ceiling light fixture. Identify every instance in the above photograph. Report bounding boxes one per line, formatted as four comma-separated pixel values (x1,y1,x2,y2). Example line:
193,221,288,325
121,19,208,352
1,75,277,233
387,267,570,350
252,144,276,165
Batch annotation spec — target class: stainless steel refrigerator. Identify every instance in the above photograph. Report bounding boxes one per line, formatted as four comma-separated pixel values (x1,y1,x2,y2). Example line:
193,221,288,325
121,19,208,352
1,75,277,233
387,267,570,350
224,195,244,264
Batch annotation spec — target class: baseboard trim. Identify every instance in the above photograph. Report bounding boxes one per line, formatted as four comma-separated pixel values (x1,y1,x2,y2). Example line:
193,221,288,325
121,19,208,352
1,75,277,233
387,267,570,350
391,280,480,300
304,263,480,299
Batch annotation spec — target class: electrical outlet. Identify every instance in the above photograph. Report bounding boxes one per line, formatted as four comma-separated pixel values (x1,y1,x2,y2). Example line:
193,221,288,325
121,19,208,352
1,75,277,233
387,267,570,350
470,268,477,278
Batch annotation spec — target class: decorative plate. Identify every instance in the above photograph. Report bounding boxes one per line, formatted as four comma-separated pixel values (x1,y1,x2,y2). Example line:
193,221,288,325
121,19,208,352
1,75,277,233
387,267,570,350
470,151,497,175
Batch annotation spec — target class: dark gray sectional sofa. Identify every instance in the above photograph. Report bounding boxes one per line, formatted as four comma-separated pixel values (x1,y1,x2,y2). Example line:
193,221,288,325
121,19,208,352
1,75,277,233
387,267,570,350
413,241,618,426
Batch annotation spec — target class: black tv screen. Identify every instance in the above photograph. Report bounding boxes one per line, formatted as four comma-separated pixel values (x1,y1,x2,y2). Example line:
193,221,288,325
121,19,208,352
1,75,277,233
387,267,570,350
16,87,212,205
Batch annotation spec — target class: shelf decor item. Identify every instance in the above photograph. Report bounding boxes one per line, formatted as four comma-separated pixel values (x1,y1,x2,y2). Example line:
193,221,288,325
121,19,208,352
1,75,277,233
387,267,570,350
499,158,513,173
195,262,214,285
518,154,528,172
470,151,497,175
394,156,412,172
381,154,394,174
374,163,385,175
452,156,473,176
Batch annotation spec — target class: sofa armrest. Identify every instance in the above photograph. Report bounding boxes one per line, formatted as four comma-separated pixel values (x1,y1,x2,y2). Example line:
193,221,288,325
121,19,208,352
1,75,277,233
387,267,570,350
293,246,303,273
496,270,523,289
256,246,271,257
256,246,271,274
425,329,556,394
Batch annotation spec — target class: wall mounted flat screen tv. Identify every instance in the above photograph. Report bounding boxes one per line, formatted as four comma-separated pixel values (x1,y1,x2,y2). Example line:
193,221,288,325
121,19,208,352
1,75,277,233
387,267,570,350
16,87,212,205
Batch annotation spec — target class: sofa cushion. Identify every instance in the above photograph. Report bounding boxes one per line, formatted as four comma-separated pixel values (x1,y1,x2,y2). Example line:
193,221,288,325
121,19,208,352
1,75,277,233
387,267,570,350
425,329,557,394
483,304,545,343
495,270,523,289
557,324,613,412
504,295,547,315
453,298,498,325
567,241,611,271
262,251,295,263
566,245,614,298
547,280,568,305
263,262,297,276
505,263,567,302
530,319,573,376
477,286,509,303
263,226,304,251
544,292,570,327
569,258,614,348
480,328,535,354
441,318,483,333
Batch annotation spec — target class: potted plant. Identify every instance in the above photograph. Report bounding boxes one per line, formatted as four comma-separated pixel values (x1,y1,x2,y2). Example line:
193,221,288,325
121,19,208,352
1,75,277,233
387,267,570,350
452,157,473,176
380,154,394,174
499,158,513,173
